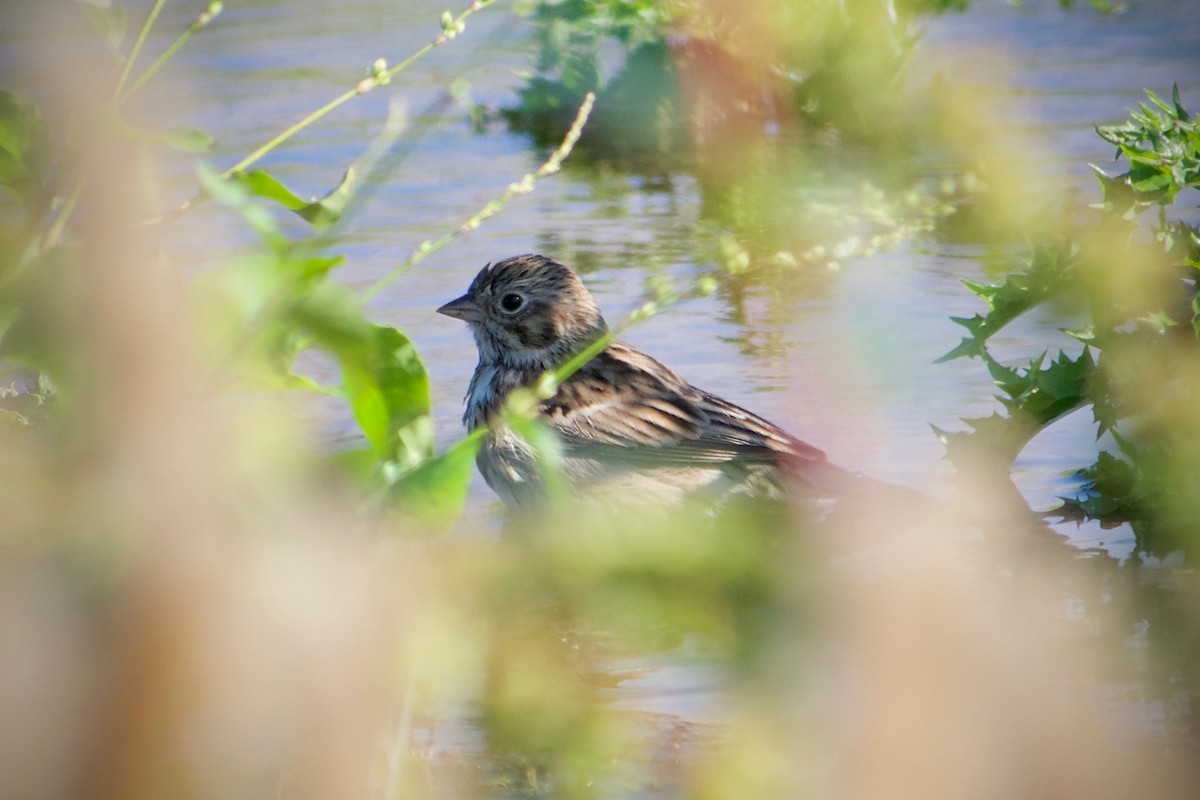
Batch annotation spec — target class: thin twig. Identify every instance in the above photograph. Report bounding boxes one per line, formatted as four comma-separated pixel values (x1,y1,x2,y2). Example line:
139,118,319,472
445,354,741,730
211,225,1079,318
225,0,492,178
118,1,224,106
147,0,496,225
359,91,596,302
113,0,167,99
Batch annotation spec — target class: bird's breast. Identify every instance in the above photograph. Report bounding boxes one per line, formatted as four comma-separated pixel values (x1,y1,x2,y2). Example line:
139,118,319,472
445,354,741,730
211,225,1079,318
476,426,544,507
463,364,499,430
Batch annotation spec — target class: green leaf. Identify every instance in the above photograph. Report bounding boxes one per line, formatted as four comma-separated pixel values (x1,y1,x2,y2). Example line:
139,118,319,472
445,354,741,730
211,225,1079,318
934,334,983,363
1021,348,1092,426
389,432,483,529
229,166,359,229
196,165,283,245
1171,83,1188,121
936,240,1075,363
286,281,369,352
985,352,1034,403
0,91,52,205
291,253,345,283
301,165,358,227
336,325,432,464
1089,162,1134,214
80,2,127,53
156,127,214,153
228,170,309,211
1054,450,1143,525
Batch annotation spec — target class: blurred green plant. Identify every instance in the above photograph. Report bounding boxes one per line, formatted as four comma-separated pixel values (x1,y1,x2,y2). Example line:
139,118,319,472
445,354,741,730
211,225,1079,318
503,0,1118,153
465,494,805,795
0,0,602,531
503,0,674,150
504,0,947,150
1,5,1196,799
937,87,1200,556
498,0,995,282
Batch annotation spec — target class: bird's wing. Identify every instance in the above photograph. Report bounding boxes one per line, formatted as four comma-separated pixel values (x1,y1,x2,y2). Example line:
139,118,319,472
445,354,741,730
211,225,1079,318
540,341,827,468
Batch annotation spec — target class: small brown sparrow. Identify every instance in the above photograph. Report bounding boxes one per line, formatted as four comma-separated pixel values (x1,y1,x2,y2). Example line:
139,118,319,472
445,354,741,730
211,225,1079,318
437,254,858,509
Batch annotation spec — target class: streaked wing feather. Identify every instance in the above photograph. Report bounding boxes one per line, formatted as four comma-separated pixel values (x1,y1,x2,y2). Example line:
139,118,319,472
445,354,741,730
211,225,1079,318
543,341,827,469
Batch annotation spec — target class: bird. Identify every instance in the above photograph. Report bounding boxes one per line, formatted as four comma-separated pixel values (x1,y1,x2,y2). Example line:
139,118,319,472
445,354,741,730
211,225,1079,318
437,253,865,510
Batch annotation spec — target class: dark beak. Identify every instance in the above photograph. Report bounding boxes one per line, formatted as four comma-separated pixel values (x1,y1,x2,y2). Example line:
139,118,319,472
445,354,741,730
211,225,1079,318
437,293,483,323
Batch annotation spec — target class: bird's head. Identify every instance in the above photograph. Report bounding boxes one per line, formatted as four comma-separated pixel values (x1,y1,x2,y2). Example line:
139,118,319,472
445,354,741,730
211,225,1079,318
438,254,607,368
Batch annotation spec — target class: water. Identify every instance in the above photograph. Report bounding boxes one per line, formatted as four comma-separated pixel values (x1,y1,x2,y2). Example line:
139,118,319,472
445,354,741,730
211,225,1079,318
13,0,1197,782
53,0,1187,550
160,0,1200,722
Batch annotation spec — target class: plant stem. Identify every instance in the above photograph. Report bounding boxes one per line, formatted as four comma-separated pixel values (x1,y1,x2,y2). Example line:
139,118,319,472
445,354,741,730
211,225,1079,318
114,0,167,100
547,294,664,390
359,91,595,303
224,0,491,178
222,92,356,179
146,0,495,225
118,1,224,106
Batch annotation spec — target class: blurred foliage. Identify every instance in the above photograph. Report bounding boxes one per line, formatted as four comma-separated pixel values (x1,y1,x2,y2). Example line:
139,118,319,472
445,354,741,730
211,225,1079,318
504,0,946,150
498,0,1000,280
463,497,808,795
1,2,1198,799
504,0,1118,154
938,88,1200,557
0,1,517,531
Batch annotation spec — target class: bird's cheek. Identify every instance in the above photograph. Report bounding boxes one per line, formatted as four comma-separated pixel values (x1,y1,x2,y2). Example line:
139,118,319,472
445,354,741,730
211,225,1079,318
517,318,557,350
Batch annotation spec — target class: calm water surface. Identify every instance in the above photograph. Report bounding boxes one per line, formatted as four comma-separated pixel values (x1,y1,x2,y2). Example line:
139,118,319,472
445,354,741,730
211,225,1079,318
32,0,1196,764
149,0,1198,557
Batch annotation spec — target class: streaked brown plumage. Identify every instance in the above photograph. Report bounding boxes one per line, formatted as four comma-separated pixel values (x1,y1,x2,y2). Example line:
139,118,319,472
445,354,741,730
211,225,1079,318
438,254,851,508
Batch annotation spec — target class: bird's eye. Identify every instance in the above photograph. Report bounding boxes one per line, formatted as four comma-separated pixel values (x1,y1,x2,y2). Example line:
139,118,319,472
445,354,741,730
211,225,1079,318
500,292,525,313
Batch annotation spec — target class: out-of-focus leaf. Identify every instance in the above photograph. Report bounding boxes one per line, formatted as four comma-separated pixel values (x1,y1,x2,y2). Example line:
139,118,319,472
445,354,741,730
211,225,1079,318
332,445,377,485
228,169,308,210
0,245,81,382
80,2,127,53
507,413,568,500
336,325,432,464
156,127,215,153
302,165,358,227
197,165,282,245
286,282,370,354
290,253,345,283
0,91,53,205
229,166,359,229
390,432,483,529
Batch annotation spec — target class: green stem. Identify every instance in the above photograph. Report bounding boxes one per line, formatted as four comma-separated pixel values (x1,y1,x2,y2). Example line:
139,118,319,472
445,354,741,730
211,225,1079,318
359,91,595,303
224,0,491,178
222,91,357,179
114,0,167,100
118,2,224,106
145,0,496,226
546,295,660,390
